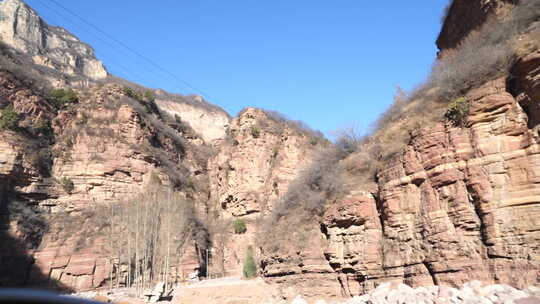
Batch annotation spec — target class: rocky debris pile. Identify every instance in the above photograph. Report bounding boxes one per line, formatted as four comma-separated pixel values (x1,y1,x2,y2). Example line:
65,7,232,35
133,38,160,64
143,282,172,303
291,281,540,304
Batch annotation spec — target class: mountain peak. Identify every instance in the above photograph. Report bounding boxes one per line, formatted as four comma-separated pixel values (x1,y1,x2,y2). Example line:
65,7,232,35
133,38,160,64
0,0,108,80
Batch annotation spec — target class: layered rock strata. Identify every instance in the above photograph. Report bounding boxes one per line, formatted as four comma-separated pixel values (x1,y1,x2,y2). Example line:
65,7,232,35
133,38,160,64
207,108,319,276
262,53,540,299
0,0,107,80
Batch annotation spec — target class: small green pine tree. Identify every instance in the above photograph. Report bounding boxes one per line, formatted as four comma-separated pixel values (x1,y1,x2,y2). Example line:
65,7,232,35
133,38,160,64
243,246,257,279
233,219,247,234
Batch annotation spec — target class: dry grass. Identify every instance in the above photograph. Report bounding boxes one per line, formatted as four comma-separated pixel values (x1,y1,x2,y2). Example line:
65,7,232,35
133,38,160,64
259,147,347,253
257,0,540,255
351,0,540,183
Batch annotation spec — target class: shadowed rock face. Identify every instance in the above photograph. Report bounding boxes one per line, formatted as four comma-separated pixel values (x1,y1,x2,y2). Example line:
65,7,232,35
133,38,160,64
436,0,517,52
0,0,107,80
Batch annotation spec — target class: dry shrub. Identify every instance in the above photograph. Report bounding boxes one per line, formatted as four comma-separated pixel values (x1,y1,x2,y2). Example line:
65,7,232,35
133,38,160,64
7,200,48,248
260,147,347,253
352,0,539,183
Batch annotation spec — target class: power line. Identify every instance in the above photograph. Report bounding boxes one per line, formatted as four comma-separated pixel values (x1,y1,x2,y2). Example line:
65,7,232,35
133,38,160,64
33,0,144,81
43,0,219,103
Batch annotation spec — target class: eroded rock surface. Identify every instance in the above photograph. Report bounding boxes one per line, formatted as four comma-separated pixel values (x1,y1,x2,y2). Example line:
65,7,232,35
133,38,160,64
155,93,230,143
264,59,540,299
207,108,320,276
437,0,517,52
0,0,107,80
209,108,317,217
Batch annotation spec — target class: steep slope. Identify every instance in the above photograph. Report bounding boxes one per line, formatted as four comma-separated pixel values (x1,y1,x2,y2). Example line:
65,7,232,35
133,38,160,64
0,0,107,80
0,0,228,291
0,70,211,290
259,0,540,301
207,108,324,277
437,0,517,52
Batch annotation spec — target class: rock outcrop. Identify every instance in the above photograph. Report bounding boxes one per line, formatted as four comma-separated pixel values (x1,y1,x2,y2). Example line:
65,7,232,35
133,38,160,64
260,1,540,300
0,0,107,80
155,93,230,143
207,108,321,276
436,0,517,52
0,72,208,290
209,108,317,217
261,51,540,300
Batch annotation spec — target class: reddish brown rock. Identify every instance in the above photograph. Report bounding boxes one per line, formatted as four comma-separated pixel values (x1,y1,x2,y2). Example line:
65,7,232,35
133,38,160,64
437,0,517,52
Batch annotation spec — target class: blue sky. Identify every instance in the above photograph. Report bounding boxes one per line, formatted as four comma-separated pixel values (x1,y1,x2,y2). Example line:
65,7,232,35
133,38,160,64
25,0,449,137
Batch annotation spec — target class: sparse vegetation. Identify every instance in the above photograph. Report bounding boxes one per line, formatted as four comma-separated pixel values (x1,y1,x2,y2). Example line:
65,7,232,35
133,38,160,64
242,246,257,279
250,126,261,138
260,146,347,253
33,119,53,137
60,177,74,194
28,146,53,176
7,200,48,248
0,105,20,130
445,97,469,126
144,90,155,102
233,218,247,234
123,87,160,115
48,88,78,108
343,0,540,183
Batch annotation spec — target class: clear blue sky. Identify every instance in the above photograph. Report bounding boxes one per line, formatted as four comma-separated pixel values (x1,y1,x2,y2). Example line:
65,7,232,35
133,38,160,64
25,0,449,137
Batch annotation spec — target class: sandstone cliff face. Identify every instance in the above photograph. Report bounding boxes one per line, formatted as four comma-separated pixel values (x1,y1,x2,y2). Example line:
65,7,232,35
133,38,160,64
260,51,540,300
207,108,320,276
0,0,231,291
155,93,230,143
437,0,517,52
209,108,317,217
0,72,209,290
0,0,107,80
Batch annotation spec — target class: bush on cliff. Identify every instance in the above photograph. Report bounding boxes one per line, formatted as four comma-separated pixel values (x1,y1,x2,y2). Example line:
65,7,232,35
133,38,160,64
60,177,74,194
260,146,346,253
445,97,469,126
250,126,261,138
350,0,540,183
0,105,20,130
48,89,78,108
233,218,247,234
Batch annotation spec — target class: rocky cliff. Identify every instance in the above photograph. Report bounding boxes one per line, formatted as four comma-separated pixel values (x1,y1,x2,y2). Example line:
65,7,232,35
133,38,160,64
437,0,517,52
207,108,322,276
0,69,210,290
0,0,107,80
1,0,539,300
155,92,230,143
259,0,540,301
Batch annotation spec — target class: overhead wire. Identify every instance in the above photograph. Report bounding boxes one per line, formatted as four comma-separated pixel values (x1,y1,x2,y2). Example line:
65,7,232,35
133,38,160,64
33,0,144,81
42,0,219,104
